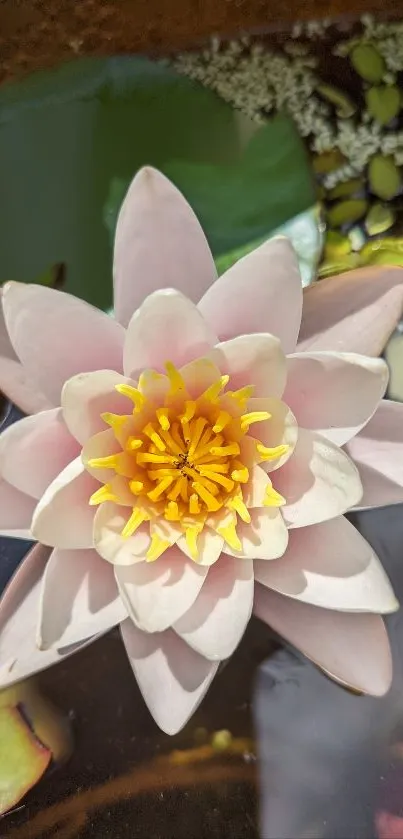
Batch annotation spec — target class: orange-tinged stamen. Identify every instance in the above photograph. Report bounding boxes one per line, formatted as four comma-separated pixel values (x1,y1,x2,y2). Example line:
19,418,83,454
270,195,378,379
165,501,181,521
231,461,249,483
181,401,196,423
129,480,144,495
198,469,235,493
148,476,175,502
192,434,224,462
168,477,184,502
189,493,201,515
146,534,171,562
240,411,271,432
188,417,208,457
159,428,184,456
210,443,240,458
213,410,232,433
202,375,229,403
126,437,143,451
192,482,222,512
143,423,166,452
115,383,146,413
183,467,219,495
137,453,177,465
170,422,187,451
256,443,290,461
121,508,149,539
180,476,189,503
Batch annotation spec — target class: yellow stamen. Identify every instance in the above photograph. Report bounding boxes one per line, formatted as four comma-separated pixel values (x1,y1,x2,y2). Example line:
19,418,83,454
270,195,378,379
192,482,222,512
165,501,181,521
87,454,119,470
165,361,185,395
101,412,128,436
170,422,187,451
168,477,184,502
217,519,242,551
256,443,290,461
185,524,202,560
156,408,170,431
181,401,196,423
189,493,201,515
148,468,178,479
198,462,230,474
192,434,223,462
137,453,177,465
184,467,219,495
147,476,175,502
126,437,143,451
159,428,184,456
180,476,189,503
213,410,232,433
146,534,171,562
143,423,166,452
227,494,251,523
188,417,208,457
210,443,240,457
89,484,119,506
202,375,229,403
231,461,249,483
121,508,148,539
114,383,146,413
227,385,254,408
240,411,271,432
198,469,235,493
129,480,144,495
263,484,286,507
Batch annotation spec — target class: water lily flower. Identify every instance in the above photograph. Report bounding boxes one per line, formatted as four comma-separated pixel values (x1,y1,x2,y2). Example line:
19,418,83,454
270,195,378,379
0,168,403,734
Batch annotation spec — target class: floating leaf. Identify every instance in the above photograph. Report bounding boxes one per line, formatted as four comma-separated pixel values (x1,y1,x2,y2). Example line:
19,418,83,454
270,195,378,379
351,43,385,83
327,178,364,200
324,231,352,259
365,85,401,125
365,203,395,236
317,84,356,118
368,154,401,200
327,199,368,228
0,705,51,815
313,149,346,175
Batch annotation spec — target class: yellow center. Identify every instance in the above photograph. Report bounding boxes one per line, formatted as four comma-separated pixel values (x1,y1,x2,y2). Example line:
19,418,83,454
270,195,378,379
85,362,288,563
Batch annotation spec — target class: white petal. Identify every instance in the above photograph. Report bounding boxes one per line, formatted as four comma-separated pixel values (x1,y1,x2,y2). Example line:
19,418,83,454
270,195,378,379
121,621,218,734
223,507,289,560
62,370,135,445
275,428,363,528
283,352,389,446
254,584,392,696
31,457,97,548
174,555,254,660
37,547,127,649
0,479,36,539
254,516,398,613
246,397,298,472
345,400,403,509
209,334,286,398
124,289,217,379
115,547,208,632
0,544,92,690
93,503,151,565
177,527,224,566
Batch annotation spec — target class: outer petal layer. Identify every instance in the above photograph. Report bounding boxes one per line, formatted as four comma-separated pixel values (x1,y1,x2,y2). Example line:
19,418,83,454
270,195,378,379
298,266,403,357
113,167,217,328
31,458,97,548
210,334,286,398
121,621,219,735
254,584,392,696
0,479,36,539
283,352,388,446
345,399,403,510
198,238,302,353
2,282,124,405
254,516,398,613
62,370,135,445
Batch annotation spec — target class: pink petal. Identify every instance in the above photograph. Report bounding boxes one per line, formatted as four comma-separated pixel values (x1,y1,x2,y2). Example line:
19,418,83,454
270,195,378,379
62,370,135,444
210,333,286,398
0,356,52,414
31,457,97,548
283,352,388,446
276,428,363,528
223,507,289,560
254,584,392,696
37,547,127,649
0,544,91,690
246,397,298,472
121,621,218,734
2,282,125,405
93,503,152,565
179,357,222,399
345,399,403,509
115,547,208,632
174,555,253,660
198,238,302,353
81,428,124,483
254,516,397,613
0,409,80,499
298,266,403,357
113,167,217,328
124,289,217,378
0,479,36,538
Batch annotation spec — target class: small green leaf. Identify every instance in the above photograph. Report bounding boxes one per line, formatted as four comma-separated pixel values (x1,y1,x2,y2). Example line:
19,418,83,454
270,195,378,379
327,199,368,228
368,155,401,200
327,178,364,200
365,85,401,125
351,43,385,83
317,84,356,118
318,253,361,279
365,202,395,236
313,149,346,175
324,231,352,259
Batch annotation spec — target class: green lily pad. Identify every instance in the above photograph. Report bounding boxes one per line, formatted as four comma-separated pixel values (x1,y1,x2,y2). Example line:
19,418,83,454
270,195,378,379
327,178,364,200
317,84,356,118
368,154,401,200
351,43,385,83
365,202,396,236
327,199,368,228
365,85,401,125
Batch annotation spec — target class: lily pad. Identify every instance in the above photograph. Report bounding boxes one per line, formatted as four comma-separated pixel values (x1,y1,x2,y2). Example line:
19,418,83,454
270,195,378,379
0,705,51,815
327,199,368,228
368,155,401,200
351,43,385,83
365,85,401,126
327,178,364,200
365,203,396,236
317,84,356,118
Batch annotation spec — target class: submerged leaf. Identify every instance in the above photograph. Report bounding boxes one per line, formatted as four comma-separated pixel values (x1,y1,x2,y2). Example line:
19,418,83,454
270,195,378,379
368,155,401,200
351,43,385,83
317,84,356,118
327,199,368,228
327,178,364,200
313,149,346,175
365,85,401,126
324,231,352,259
365,203,395,236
